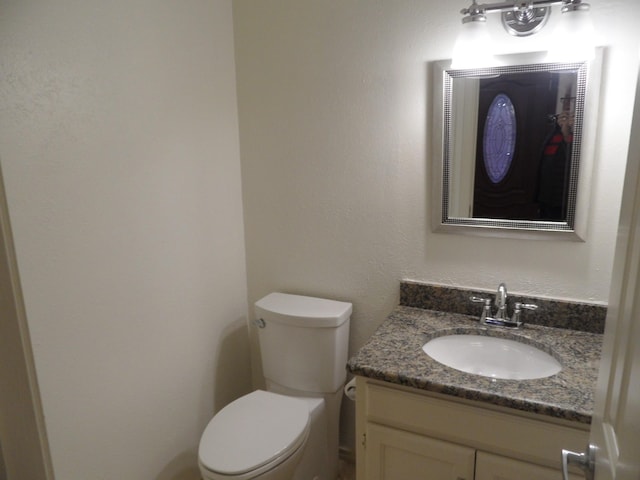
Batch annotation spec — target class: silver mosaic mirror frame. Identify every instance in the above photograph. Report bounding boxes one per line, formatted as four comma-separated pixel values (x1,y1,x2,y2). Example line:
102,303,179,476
431,50,603,241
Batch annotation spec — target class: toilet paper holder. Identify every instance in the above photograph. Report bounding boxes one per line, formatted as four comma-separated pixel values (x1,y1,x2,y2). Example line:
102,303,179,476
344,378,356,401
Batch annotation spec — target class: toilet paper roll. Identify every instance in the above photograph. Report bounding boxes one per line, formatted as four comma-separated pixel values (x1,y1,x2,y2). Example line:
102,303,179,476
344,377,356,401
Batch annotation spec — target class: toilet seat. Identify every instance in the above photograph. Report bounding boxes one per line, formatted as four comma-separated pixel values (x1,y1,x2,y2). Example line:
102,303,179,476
198,390,310,478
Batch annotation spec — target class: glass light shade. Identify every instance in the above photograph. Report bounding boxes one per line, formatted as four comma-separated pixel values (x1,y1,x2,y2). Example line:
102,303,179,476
546,7,595,62
451,18,495,69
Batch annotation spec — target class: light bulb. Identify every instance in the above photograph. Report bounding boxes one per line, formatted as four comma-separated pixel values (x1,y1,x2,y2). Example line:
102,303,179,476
547,5,595,62
451,16,495,69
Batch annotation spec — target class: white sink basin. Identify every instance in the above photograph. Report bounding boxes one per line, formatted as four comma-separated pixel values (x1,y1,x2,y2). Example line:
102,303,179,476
422,334,561,380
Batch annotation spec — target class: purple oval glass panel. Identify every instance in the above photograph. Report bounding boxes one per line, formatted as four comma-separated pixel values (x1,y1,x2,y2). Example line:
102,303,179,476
483,93,516,184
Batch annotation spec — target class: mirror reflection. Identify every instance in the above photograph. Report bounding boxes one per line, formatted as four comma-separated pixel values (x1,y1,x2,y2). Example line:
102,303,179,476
432,52,601,239
450,69,578,221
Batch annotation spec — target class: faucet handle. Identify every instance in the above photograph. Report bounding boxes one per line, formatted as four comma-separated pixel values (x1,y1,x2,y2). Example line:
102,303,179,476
470,296,492,324
511,302,538,326
519,303,538,311
470,296,490,303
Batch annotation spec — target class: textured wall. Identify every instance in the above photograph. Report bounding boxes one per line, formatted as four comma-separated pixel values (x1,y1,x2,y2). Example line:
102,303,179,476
233,0,640,450
0,1,249,478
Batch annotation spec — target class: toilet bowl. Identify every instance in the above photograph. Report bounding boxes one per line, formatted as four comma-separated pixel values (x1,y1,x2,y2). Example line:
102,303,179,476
198,293,352,480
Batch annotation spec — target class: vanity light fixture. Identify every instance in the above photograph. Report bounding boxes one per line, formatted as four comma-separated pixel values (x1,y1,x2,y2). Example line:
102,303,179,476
452,0,594,68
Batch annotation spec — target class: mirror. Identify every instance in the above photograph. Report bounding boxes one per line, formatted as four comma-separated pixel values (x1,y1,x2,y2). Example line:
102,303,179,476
432,51,602,240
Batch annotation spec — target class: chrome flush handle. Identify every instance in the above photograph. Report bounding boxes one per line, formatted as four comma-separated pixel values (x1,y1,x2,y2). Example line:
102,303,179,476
252,318,266,328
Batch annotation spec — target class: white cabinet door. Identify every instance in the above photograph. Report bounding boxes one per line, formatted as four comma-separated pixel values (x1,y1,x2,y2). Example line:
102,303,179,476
476,451,582,480
365,423,475,480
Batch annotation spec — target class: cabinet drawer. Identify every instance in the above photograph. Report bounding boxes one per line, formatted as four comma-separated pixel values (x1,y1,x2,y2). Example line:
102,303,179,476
364,381,588,469
475,451,584,480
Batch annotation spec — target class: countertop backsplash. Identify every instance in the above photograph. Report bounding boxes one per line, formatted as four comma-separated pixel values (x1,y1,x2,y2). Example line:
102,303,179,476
400,280,607,334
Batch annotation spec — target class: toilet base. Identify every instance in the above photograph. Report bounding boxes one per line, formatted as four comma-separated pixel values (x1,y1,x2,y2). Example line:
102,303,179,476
267,386,343,480
291,396,328,480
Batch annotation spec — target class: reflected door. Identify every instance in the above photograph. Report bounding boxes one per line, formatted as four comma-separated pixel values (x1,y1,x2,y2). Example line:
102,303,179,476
473,72,559,220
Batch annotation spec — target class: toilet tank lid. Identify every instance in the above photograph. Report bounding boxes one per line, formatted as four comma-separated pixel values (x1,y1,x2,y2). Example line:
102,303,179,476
255,292,352,328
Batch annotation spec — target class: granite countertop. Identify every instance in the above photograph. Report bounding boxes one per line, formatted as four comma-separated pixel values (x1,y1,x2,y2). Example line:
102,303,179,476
347,306,603,424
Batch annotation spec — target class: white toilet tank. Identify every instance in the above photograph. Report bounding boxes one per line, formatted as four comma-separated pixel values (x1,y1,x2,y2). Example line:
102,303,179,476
254,293,352,394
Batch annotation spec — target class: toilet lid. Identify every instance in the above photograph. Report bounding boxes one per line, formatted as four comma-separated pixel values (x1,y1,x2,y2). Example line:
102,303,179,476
198,390,310,475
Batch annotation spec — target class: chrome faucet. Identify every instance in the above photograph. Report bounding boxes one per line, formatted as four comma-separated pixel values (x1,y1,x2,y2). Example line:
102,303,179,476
494,282,508,320
470,283,538,328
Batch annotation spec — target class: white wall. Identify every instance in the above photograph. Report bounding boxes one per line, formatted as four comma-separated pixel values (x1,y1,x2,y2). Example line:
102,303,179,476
234,0,640,450
0,1,250,479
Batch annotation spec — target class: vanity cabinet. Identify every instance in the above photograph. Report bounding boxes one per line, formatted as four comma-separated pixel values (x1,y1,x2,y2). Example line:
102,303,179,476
355,377,587,480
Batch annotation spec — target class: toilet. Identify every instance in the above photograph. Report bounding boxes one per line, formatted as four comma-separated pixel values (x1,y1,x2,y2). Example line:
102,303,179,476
198,292,352,480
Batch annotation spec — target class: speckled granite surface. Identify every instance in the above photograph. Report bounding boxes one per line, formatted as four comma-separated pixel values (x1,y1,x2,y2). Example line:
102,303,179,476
347,306,602,424
400,281,607,334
